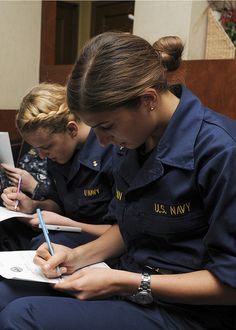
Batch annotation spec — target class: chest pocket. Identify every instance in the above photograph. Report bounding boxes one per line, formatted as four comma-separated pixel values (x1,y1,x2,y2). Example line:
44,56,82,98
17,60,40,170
118,197,207,244
75,185,111,202
140,199,207,238
62,185,112,222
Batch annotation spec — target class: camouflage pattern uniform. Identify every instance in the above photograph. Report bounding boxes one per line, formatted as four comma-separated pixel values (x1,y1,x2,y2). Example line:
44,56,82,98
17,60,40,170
0,148,51,200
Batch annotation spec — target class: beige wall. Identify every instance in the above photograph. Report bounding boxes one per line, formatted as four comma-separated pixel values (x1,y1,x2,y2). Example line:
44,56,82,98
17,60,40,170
0,0,209,110
189,1,208,59
0,0,41,109
78,1,92,53
133,0,208,59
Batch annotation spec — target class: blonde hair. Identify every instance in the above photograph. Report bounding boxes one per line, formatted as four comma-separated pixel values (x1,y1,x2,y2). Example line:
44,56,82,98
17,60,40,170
17,83,78,134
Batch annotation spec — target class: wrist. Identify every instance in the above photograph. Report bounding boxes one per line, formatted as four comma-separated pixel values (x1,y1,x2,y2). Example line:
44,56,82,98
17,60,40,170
31,200,39,213
28,179,38,194
113,270,141,295
73,245,87,267
128,272,154,305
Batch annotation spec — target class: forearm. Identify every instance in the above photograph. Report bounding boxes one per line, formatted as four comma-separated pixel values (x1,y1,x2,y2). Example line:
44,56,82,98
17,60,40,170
76,222,111,237
31,199,62,214
115,269,236,305
150,269,236,305
24,177,38,194
41,214,110,236
62,219,112,236
73,224,126,267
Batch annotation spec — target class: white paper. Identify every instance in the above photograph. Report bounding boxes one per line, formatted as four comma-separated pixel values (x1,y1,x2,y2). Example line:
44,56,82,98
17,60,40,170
0,250,110,284
0,132,14,166
0,250,58,283
0,206,33,222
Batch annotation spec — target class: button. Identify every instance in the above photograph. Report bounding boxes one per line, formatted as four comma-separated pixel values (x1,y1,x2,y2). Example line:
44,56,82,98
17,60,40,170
92,160,98,167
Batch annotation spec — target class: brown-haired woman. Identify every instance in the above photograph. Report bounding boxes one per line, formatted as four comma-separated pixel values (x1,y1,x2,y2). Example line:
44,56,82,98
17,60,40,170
1,82,114,248
0,32,236,329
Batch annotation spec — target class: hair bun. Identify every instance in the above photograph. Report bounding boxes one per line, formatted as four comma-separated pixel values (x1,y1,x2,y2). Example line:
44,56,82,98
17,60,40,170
153,36,184,72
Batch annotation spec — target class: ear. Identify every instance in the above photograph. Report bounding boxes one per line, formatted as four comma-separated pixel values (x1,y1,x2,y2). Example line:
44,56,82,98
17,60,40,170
140,88,159,110
66,121,79,138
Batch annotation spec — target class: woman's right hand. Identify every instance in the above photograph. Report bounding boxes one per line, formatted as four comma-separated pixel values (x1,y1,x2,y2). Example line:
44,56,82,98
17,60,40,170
1,186,35,213
34,243,78,278
1,163,38,194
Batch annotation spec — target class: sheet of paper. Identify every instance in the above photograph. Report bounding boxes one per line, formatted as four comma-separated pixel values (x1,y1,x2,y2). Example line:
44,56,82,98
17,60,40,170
0,250,110,284
0,132,14,166
0,206,33,222
0,250,58,283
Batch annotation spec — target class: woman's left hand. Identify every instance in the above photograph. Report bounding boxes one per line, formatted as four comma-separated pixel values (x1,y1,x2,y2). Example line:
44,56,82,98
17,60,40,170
1,163,38,194
54,268,130,300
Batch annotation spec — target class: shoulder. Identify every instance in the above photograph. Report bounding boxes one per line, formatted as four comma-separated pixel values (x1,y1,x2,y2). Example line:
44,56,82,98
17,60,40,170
85,129,114,160
197,108,236,151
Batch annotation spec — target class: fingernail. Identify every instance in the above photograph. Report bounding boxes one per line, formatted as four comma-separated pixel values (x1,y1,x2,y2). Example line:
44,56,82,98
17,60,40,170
60,267,67,274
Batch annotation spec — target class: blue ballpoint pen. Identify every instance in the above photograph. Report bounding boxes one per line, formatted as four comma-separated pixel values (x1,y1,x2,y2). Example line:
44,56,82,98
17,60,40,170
36,208,62,278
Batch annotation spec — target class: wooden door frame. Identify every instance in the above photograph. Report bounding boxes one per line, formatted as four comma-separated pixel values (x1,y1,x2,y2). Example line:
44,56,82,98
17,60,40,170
40,0,73,84
40,2,236,120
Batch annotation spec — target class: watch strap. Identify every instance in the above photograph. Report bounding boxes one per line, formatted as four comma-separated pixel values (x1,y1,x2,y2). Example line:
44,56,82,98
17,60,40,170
138,272,151,292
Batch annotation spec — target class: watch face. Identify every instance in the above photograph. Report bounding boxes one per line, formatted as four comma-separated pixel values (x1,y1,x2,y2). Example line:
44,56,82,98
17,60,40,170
134,291,153,305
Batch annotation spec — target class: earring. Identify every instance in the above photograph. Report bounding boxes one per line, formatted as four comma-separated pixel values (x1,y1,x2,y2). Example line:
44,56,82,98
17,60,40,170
150,106,155,111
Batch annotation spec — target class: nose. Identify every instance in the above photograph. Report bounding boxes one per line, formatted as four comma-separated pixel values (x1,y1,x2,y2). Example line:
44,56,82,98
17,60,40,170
94,129,112,147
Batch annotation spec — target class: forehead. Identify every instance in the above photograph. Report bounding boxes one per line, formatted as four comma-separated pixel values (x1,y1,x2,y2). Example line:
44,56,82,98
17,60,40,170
79,108,129,127
22,127,54,146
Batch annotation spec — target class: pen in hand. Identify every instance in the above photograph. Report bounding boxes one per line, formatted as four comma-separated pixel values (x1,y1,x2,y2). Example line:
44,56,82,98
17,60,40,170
14,176,22,210
36,208,62,278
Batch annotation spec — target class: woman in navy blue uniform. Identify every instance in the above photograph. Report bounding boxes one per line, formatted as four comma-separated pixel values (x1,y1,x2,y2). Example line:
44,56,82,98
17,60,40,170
0,33,236,329
1,83,114,248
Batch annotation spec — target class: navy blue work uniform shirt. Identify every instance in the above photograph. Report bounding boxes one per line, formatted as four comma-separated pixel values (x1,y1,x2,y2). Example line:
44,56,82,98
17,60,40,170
114,85,236,291
46,129,114,224
0,86,235,330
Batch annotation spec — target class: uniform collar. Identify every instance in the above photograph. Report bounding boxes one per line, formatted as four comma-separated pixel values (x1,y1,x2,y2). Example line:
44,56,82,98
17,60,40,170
156,85,204,170
74,129,102,172
48,129,104,182
117,85,204,191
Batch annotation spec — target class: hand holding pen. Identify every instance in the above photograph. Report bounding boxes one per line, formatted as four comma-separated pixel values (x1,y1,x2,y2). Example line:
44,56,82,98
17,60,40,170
14,176,22,210
36,208,62,278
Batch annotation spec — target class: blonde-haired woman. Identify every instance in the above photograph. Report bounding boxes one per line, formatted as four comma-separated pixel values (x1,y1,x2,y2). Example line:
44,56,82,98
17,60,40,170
1,83,114,249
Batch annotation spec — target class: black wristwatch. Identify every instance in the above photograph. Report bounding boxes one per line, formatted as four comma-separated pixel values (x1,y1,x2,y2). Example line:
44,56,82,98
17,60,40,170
129,272,153,305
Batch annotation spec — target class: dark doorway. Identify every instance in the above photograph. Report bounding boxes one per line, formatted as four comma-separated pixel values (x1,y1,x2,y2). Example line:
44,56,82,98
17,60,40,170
40,0,135,84
55,1,79,64
91,1,134,37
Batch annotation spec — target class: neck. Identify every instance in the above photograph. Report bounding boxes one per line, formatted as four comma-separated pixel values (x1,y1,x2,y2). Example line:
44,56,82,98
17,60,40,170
144,90,180,153
76,122,91,146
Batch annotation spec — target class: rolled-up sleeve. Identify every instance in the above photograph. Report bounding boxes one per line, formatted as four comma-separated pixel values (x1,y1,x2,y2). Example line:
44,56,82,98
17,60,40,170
198,145,236,287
